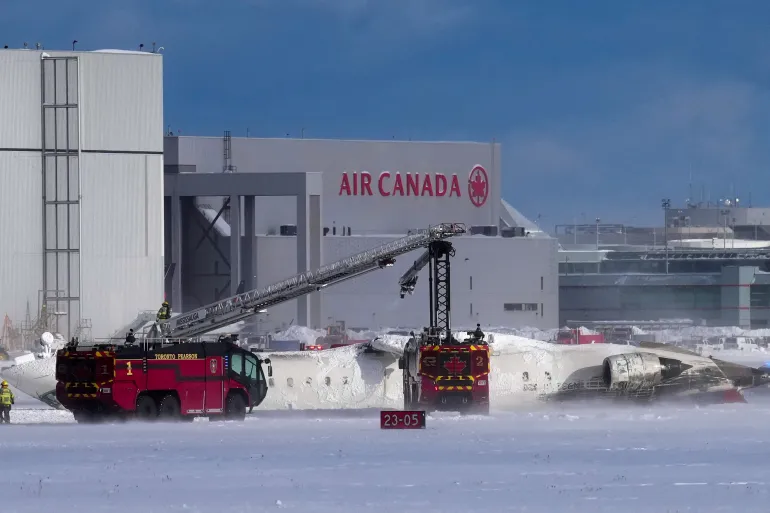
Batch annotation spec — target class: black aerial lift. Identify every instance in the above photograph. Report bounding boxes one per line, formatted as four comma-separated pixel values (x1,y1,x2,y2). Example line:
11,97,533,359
397,235,491,414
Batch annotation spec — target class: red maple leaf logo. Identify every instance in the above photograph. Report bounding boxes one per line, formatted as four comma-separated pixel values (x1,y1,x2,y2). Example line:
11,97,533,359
468,165,488,207
444,356,466,374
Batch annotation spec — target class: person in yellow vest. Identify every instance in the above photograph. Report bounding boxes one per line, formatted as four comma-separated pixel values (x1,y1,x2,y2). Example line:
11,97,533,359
0,380,14,423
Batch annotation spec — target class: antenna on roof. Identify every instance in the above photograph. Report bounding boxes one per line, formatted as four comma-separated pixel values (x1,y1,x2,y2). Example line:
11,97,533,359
72,40,78,51
23,42,28,49
139,43,144,51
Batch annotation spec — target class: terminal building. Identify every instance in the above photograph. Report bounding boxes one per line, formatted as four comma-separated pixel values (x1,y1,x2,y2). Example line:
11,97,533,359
556,199,770,328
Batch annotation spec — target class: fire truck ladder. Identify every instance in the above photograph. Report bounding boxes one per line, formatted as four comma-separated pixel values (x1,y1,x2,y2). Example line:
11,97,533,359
398,238,456,342
161,223,466,340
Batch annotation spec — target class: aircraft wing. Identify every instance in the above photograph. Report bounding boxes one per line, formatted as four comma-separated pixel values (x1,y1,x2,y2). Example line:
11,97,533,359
637,341,703,357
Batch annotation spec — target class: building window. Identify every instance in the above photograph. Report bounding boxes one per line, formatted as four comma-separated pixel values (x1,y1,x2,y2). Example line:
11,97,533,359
559,262,600,274
504,303,538,312
540,276,544,290
751,285,770,308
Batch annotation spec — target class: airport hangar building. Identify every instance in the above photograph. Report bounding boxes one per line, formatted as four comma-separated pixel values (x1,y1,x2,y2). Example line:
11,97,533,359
0,47,164,344
164,135,559,333
0,45,557,342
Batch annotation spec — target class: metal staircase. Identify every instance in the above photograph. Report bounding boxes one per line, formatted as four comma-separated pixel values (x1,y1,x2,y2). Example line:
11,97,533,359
160,223,466,340
108,311,157,341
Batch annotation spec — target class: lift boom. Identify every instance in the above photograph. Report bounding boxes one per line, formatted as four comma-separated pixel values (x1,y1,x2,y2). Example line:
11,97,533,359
160,223,466,340
398,239,455,340
397,232,490,414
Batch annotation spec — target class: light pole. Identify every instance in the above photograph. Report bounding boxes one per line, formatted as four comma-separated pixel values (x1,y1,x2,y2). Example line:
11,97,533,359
720,209,729,248
595,217,600,249
661,199,670,274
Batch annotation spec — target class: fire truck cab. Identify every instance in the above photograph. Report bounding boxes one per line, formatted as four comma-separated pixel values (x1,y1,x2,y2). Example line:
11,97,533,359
399,326,490,415
55,338,272,423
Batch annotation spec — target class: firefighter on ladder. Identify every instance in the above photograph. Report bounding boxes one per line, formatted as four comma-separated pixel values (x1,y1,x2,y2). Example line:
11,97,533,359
156,301,171,337
0,380,14,424
157,301,171,322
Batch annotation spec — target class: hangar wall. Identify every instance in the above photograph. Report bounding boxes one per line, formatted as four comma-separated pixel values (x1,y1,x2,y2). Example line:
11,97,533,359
165,134,558,330
253,235,559,331
167,136,501,235
0,48,164,340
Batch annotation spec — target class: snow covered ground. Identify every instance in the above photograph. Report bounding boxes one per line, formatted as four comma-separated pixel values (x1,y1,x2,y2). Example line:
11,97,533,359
3,396,770,512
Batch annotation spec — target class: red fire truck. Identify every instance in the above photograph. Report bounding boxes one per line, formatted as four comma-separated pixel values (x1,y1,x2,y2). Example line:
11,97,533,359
555,328,605,345
55,338,272,423
396,234,491,415
399,327,490,414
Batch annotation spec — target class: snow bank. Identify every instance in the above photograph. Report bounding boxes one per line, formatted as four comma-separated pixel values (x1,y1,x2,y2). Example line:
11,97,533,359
370,333,411,354
272,325,325,343
12,352,35,365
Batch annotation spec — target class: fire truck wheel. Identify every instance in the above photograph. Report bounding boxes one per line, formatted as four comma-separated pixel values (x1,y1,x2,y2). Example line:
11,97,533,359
158,394,181,420
225,392,247,420
135,394,158,420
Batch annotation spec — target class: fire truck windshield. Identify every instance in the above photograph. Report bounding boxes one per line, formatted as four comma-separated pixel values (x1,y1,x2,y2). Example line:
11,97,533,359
244,354,260,381
230,351,264,385
230,349,270,409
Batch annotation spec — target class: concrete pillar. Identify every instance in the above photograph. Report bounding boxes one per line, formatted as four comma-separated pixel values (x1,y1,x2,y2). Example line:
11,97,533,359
721,265,756,328
308,194,322,328
170,194,183,309
242,196,256,291
229,195,241,296
296,191,323,328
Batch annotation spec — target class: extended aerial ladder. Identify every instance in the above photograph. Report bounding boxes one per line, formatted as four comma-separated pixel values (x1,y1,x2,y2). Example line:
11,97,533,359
398,239,456,343
155,223,467,341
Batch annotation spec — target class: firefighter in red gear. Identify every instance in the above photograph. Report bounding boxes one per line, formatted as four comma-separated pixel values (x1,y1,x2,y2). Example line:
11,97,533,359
0,380,14,423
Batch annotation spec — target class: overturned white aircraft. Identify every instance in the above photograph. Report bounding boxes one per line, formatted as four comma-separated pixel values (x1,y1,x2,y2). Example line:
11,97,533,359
5,331,770,412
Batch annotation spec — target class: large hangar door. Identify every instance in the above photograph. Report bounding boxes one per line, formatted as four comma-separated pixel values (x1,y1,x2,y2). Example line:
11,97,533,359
41,55,82,340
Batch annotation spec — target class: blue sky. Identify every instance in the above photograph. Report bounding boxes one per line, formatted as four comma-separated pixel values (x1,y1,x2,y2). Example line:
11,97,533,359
5,0,770,230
